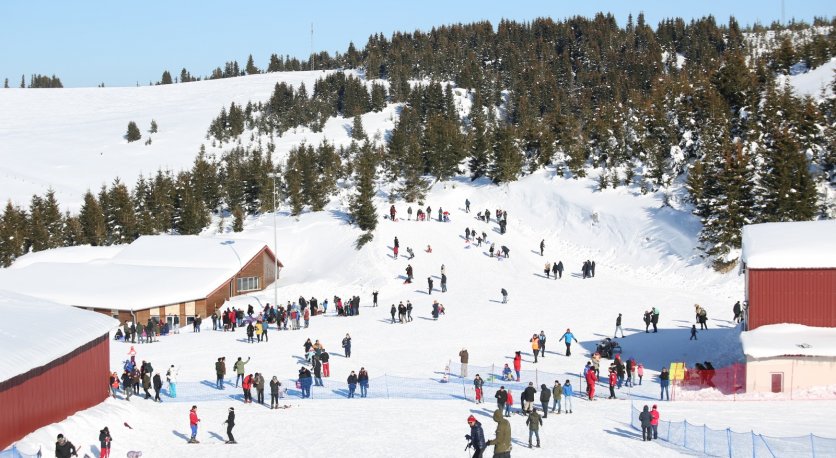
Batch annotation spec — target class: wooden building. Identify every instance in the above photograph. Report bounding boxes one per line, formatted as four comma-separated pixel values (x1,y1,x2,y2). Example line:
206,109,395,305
0,235,283,327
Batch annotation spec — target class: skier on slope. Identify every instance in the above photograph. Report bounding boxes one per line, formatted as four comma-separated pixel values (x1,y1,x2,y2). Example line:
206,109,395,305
465,415,486,458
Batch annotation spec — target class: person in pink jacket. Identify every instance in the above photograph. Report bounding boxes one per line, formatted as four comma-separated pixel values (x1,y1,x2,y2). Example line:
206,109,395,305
637,363,644,385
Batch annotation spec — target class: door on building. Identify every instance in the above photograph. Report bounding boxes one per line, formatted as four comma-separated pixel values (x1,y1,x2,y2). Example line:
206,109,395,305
770,373,783,393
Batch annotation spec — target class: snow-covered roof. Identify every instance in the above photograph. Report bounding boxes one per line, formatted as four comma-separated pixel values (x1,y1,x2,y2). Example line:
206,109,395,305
0,290,117,383
741,221,836,269
0,235,273,311
741,324,836,358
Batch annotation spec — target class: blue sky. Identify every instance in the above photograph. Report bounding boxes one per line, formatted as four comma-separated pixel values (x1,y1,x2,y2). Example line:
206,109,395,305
1,0,833,88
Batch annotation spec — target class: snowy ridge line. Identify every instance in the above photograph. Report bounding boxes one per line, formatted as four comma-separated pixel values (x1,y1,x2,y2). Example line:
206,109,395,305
629,403,836,456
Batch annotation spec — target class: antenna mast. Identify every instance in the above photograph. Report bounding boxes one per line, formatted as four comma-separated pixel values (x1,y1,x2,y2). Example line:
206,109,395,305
310,23,314,71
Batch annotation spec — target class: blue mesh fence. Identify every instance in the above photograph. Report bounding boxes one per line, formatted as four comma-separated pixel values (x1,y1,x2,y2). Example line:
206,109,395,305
629,403,836,457
0,446,41,458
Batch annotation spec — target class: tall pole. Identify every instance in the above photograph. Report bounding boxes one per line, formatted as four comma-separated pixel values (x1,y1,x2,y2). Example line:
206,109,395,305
272,174,278,309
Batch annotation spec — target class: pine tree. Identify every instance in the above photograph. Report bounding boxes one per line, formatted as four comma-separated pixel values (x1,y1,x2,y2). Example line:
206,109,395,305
284,154,305,216
160,71,173,85
245,54,260,75
468,105,490,180
149,170,176,233
3,78,8,88
106,178,137,244
232,206,245,232
351,115,366,140
0,201,27,266
132,175,156,236
126,121,141,142
489,124,522,183
759,127,818,222
423,114,465,181
41,189,63,249
173,172,209,234
150,119,158,133
62,212,84,246
79,190,106,246
350,142,379,232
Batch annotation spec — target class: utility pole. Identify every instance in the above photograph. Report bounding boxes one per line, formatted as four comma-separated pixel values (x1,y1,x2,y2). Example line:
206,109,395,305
267,173,280,310
311,23,315,71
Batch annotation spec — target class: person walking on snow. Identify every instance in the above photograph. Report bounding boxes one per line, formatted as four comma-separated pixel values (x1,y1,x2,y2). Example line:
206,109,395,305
441,273,447,292
614,313,624,338
465,415,486,458
389,205,396,221
522,382,537,413
544,262,551,279
559,329,578,356
539,239,545,256
486,410,511,458
690,324,698,340
526,408,543,448
530,334,540,363
390,304,397,323
501,288,508,304
188,405,200,443
427,277,434,295
465,199,471,213
223,407,236,444
495,386,507,411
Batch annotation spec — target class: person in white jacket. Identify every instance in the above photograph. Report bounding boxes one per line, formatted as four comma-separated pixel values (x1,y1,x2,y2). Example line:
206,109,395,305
167,364,179,398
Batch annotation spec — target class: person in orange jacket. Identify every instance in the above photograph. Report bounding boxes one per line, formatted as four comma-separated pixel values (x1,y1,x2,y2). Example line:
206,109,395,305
530,334,540,363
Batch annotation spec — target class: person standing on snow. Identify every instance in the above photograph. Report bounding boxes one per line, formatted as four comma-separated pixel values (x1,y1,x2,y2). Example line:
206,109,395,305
485,409,512,458
539,239,545,256
427,276,434,295
585,365,597,400
269,376,281,408
544,262,551,279
494,386,507,412
390,304,397,323
223,407,236,444
389,205,396,221
406,300,413,322
539,383,551,418
659,367,670,401
639,405,652,441
465,199,471,213
501,288,508,304
347,370,358,398
513,351,522,381
538,331,546,358
465,415,486,458
563,380,574,413
441,273,447,292
551,380,562,413
607,369,617,399
522,382,537,414
98,427,112,458
234,357,250,387
650,405,660,439
358,367,370,397
526,408,543,448
559,328,578,356
473,374,484,404
459,348,469,378
188,405,200,443
651,307,660,333
342,333,352,358
153,372,163,402
690,324,698,340
615,313,624,338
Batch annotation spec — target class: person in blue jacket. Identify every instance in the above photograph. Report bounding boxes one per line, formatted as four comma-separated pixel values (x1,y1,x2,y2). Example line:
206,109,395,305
559,328,578,356
562,379,574,413
465,415,486,458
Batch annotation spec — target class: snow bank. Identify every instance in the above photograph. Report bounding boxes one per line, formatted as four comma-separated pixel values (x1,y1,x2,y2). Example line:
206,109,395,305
741,324,836,358
741,220,836,269
0,290,117,383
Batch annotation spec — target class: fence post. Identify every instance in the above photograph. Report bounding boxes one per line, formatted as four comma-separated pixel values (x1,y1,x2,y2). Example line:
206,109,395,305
751,430,755,458
684,421,687,449
811,433,816,458
704,424,707,455
535,367,539,386
385,374,390,399
727,428,732,458
462,376,467,401
491,363,495,383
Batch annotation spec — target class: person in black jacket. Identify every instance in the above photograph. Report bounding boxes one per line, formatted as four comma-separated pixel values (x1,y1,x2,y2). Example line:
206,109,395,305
347,371,358,398
495,386,507,411
638,405,652,441
153,373,163,402
522,382,537,414
539,383,551,418
358,368,369,397
223,407,236,443
466,415,486,458
98,427,112,458
55,434,77,458
427,277,434,295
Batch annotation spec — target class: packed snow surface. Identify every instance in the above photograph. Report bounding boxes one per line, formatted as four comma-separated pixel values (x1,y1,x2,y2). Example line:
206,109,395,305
741,220,836,269
741,324,836,358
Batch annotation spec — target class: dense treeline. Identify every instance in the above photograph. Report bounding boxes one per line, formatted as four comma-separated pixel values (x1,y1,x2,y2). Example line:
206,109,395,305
1,15,835,268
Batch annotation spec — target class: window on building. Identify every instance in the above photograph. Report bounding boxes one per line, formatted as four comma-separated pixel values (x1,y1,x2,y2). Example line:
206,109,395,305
770,373,783,393
237,276,260,292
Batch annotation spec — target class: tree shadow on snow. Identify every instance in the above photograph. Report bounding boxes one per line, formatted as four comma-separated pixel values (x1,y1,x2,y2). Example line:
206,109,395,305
328,209,352,224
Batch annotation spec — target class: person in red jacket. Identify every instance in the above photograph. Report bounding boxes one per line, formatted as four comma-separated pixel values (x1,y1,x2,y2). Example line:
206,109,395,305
650,405,660,440
504,390,513,417
188,406,200,443
585,367,597,400
608,369,617,399
513,351,522,381
242,374,253,403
